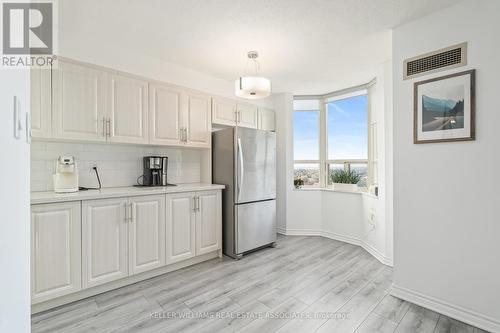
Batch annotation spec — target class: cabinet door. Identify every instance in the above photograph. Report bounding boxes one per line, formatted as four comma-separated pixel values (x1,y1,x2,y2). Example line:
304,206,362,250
129,195,166,275
185,91,211,148
30,67,52,138
52,60,106,141
196,191,222,255
82,198,128,288
108,73,149,144
165,193,196,264
149,83,183,145
258,108,275,131
237,103,258,129
212,97,237,126
31,202,81,303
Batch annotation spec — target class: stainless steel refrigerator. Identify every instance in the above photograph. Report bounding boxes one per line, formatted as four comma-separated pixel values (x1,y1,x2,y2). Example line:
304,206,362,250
212,127,276,259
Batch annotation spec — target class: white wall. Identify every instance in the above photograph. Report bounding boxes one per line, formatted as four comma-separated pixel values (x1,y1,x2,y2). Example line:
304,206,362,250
0,69,31,331
274,93,293,232
31,142,203,192
275,63,393,265
392,1,500,331
360,60,393,264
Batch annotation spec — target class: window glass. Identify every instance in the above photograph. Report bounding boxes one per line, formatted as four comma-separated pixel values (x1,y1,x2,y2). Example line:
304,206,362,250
327,95,368,160
293,108,320,161
294,163,320,187
327,164,345,185
351,163,368,187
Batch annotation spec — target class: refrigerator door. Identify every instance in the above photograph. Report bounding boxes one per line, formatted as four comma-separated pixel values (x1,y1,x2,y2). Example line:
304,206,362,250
236,200,276,254
235,128,276,204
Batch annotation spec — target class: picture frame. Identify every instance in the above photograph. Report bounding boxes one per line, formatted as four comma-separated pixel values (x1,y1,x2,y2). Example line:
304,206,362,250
414,69,475,144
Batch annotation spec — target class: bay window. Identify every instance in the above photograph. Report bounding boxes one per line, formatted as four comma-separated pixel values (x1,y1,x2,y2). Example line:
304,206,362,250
293,88,373,191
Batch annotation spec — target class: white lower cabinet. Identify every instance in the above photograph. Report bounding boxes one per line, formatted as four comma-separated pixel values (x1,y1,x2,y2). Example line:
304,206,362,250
165,193,196,264
129,195,166,275
82,198,128,289
196,191,222,255
165,191,222,263
31,189,222,306
31,202,81,303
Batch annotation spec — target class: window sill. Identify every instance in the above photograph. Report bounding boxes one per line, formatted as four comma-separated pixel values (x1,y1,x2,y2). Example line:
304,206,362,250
292,187,365,195
292,187,379,199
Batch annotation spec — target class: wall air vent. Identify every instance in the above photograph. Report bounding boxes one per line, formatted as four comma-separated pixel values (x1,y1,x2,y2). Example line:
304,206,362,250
404,42,467,80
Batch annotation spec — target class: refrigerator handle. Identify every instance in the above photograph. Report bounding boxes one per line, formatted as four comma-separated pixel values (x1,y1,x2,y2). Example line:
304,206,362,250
237,138,244,201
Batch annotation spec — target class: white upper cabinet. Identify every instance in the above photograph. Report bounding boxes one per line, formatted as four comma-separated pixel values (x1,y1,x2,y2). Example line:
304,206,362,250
237,103,259,129
31,202,81,303
52,60,107,141
258,108,275,131
108,73,149,144
165,193,196,264
149,83,183,145
185,91,211,148
30,67,52,138
128,195,166,275
196,191,221,255
212,96,259,129
82,198,128,289
35,57,224,148
212,97,237,126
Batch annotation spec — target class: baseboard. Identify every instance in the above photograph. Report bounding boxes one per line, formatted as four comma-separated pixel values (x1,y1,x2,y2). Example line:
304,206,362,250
277,227,287,235
281,228,323,236
391,284,500,333
321,230,362,246
361,239,394,267
281,228,393,266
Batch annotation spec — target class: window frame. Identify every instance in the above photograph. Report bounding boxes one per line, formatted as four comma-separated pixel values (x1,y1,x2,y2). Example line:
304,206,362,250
293,85,374,191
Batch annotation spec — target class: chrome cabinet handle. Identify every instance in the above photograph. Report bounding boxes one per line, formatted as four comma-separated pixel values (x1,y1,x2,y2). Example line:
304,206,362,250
197,196,200,212
102,117,106,137
130,203,135,223
26,112,32,144
125,202,133,223
107,118,111,137
180,128,186,143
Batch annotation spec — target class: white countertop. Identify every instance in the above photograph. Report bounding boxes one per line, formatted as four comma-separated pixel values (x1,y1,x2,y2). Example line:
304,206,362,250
31,183,225,205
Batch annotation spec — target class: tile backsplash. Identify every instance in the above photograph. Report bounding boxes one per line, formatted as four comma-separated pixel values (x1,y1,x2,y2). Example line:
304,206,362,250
31,141,202,192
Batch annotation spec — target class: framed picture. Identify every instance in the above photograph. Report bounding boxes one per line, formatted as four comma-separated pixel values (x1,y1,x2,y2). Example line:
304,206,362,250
414,69,475,144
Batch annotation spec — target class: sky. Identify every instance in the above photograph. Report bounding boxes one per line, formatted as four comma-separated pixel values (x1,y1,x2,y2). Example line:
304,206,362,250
293,95,368,161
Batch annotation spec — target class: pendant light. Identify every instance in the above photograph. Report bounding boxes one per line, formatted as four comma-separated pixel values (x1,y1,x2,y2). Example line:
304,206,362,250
234,51,271,99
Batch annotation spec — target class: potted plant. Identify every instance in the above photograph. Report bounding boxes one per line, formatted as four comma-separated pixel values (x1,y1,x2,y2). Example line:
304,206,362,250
294,178,304,189
330,169,361,192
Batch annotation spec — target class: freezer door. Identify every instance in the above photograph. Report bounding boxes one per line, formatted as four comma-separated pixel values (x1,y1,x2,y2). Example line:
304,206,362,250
236,200,276,254
236,128,276,204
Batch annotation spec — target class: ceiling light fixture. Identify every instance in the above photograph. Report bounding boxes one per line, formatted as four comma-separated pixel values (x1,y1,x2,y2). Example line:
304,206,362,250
235,51,271,99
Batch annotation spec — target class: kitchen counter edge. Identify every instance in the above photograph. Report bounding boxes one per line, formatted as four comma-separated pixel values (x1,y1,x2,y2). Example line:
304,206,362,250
31,183,226,205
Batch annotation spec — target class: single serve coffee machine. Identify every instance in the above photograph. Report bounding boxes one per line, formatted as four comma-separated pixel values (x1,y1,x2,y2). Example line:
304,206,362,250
138,156,170,187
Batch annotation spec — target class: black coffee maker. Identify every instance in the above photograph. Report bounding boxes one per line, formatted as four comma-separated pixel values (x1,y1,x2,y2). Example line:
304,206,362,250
140,156,168,186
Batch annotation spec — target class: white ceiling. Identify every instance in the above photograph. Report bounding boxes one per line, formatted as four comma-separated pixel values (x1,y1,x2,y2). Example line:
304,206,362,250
60,0,461,95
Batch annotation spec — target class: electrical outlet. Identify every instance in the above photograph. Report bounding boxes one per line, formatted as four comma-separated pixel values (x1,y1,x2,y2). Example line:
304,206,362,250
369,210,376,230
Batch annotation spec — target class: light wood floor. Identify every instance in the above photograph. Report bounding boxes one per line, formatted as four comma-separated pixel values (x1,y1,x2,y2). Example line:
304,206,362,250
31,235,487,333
